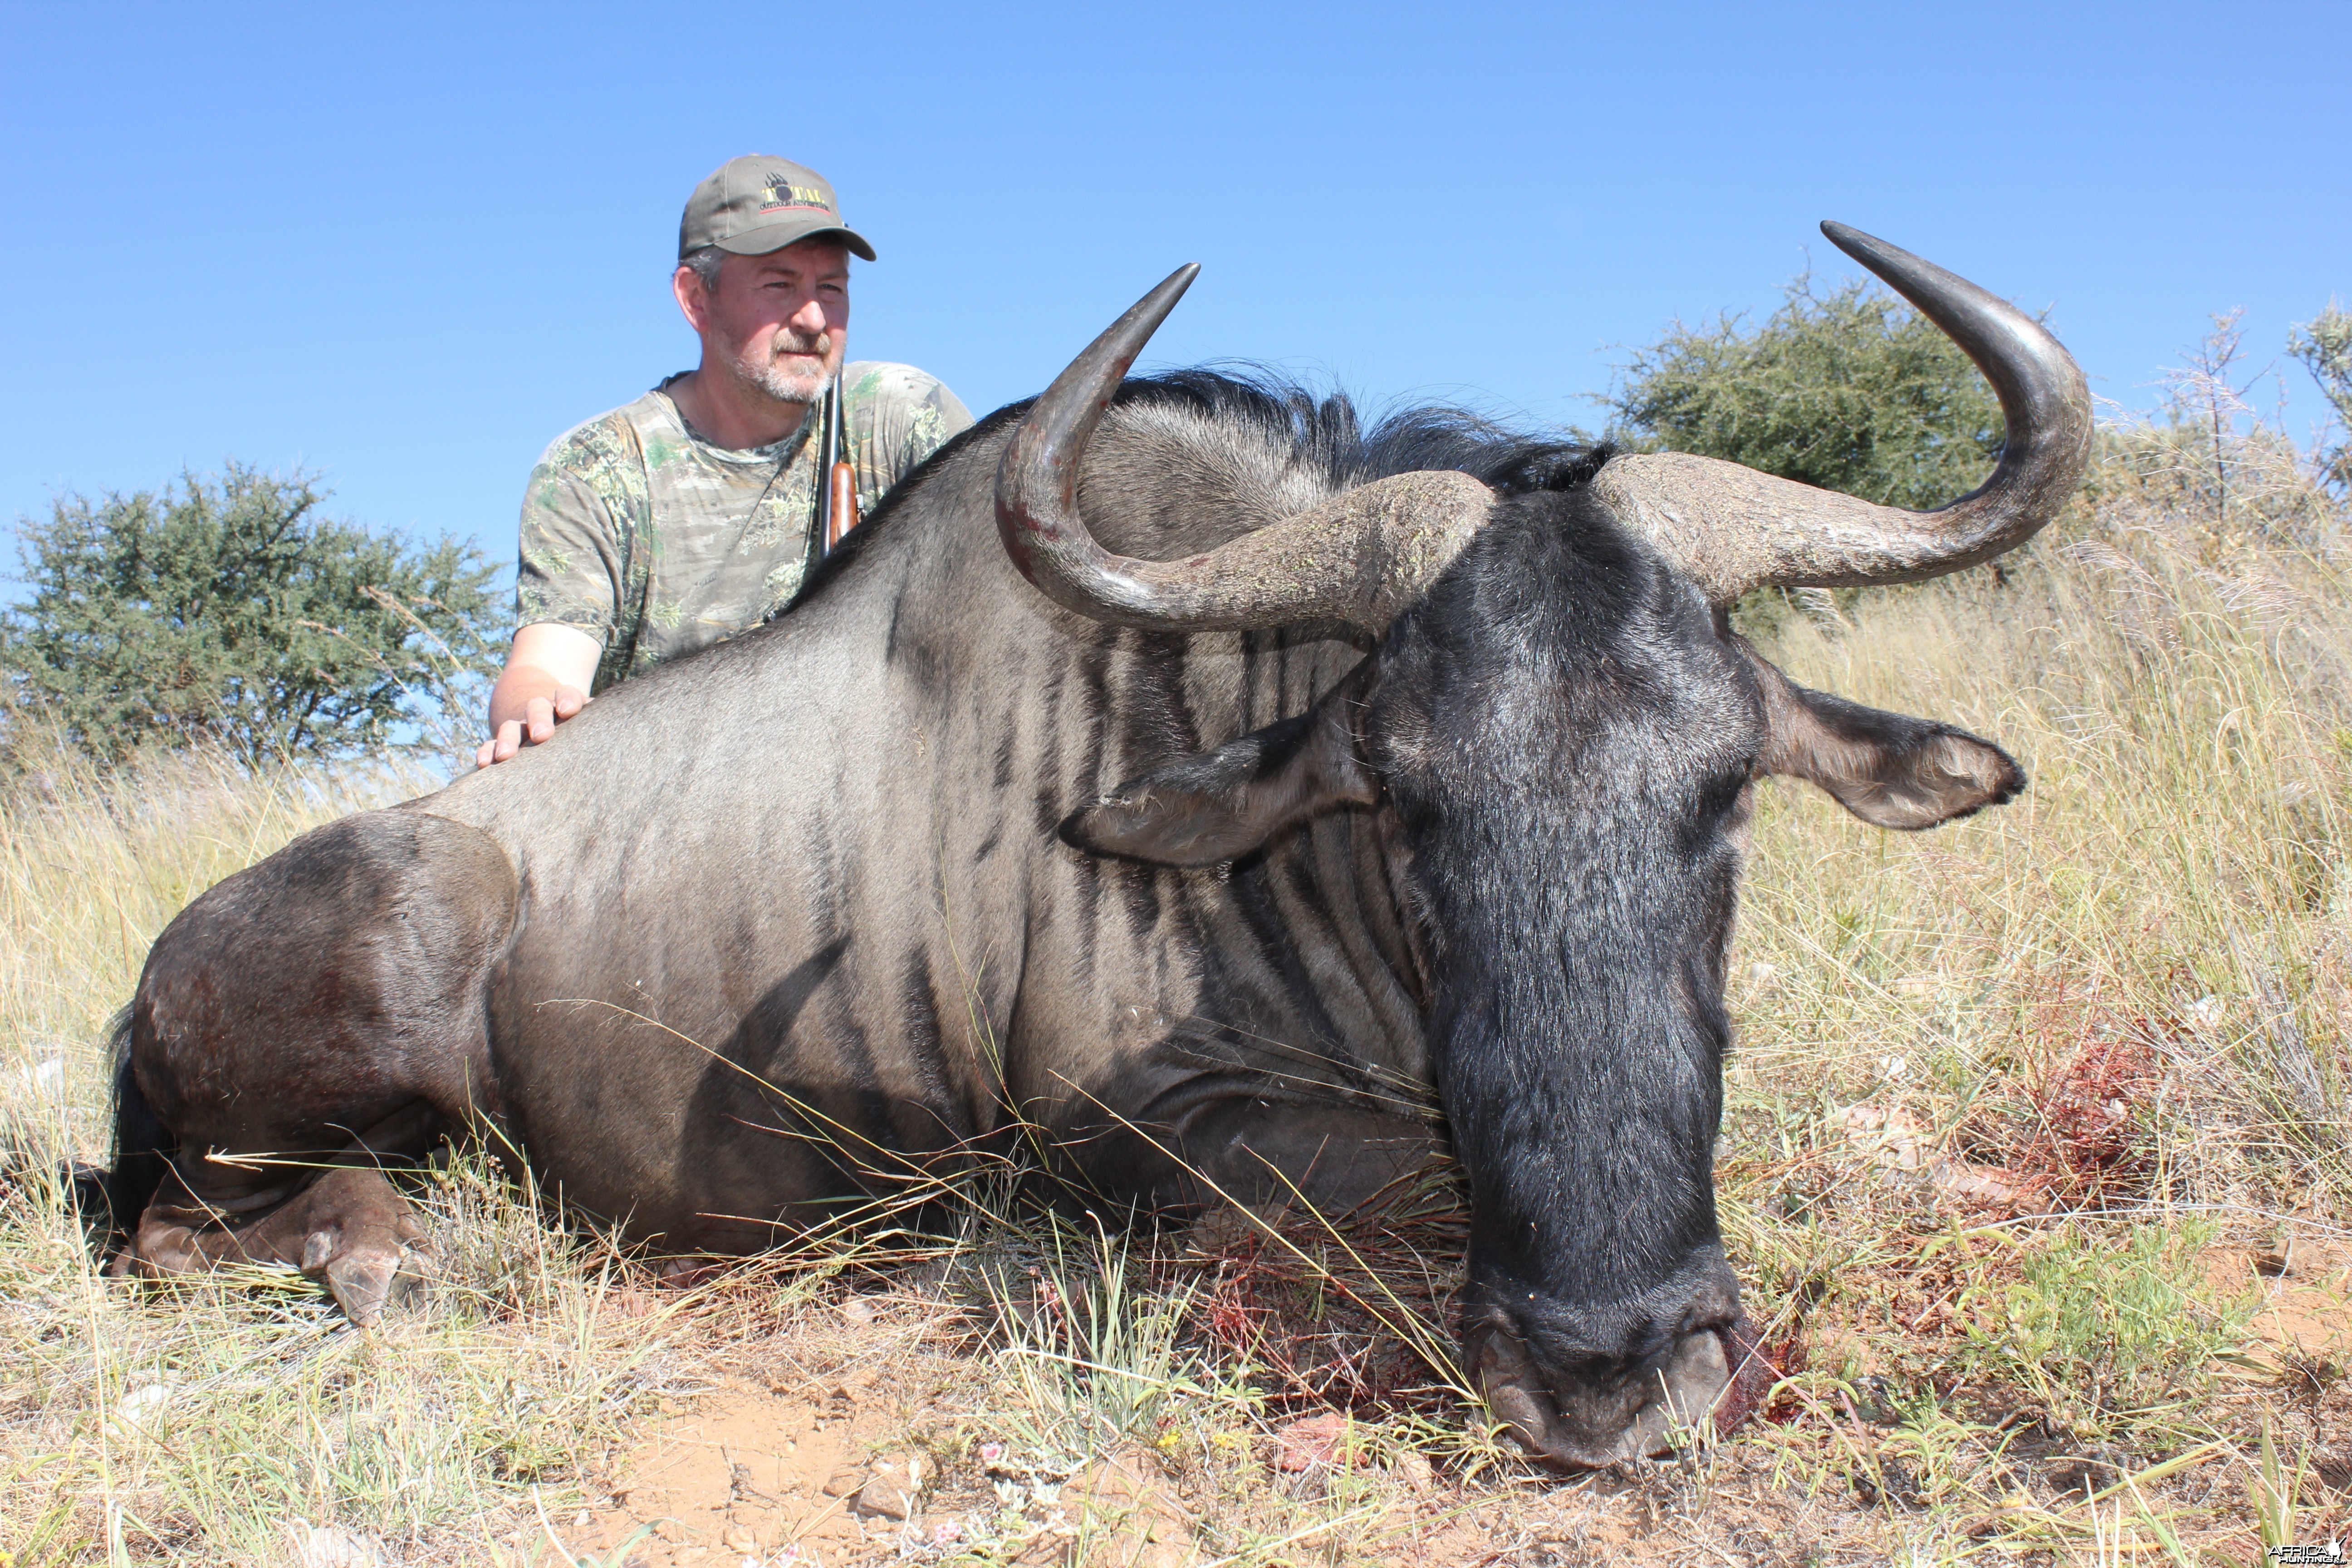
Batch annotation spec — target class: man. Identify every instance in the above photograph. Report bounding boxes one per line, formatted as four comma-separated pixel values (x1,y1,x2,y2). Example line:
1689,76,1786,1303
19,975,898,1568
478,155,972,766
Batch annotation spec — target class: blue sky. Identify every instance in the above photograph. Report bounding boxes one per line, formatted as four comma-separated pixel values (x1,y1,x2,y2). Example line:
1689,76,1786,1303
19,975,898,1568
3,2,2345,588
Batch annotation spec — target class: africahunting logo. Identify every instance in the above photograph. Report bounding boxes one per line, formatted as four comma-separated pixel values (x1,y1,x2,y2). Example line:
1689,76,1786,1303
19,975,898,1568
760,180,832,215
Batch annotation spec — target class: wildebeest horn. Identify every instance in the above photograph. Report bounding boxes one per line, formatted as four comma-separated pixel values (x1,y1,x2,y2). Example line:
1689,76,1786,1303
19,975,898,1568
1591,221,2094,603
996,265,1494,632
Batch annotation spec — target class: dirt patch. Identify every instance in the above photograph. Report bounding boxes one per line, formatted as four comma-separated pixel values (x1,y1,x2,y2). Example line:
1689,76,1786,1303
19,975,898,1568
2210,1238,2352,1360
561,1373,1631,1568
549,1285,1277,1568
559,1382,1226,1568
561,1379,886,1566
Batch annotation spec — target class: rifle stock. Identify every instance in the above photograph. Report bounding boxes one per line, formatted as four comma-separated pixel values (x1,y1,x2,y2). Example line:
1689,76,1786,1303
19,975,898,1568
818,370,858,555
826,458,858,551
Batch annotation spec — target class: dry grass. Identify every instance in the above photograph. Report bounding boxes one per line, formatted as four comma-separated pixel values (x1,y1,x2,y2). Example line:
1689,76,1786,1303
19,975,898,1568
0,744,716,1563
3,420,2350,1565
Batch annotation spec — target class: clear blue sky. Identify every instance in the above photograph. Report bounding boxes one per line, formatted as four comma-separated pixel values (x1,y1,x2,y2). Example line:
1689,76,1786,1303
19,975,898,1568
3,1,2344,586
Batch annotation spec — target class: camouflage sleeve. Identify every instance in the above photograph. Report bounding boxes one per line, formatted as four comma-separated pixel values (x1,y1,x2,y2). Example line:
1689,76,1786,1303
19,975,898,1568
514,451,625,644
843,363,976,505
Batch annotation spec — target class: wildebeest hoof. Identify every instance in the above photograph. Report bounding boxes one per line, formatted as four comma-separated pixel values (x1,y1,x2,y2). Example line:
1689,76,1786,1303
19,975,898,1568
313,1237,429,1326
112,1220,205,1277
302,1210,432,1325
276,1166,431,1326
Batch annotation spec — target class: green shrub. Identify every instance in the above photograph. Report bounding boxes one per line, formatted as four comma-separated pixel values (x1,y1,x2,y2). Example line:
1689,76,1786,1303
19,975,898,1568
2289,300,2352,494
1602,272,2007,510
1953,1222,2256,1433
1,464,500,765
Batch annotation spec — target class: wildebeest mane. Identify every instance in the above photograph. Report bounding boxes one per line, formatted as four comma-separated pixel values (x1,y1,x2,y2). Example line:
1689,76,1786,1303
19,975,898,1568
1115,368,1613,495
788,369,1611,611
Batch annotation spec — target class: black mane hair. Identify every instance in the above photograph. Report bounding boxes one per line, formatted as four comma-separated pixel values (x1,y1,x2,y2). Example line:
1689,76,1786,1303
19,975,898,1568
1114,368,1613,495
789,369,1611,610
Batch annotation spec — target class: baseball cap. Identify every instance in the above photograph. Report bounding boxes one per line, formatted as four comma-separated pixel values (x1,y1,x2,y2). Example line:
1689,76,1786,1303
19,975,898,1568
678,155,877,262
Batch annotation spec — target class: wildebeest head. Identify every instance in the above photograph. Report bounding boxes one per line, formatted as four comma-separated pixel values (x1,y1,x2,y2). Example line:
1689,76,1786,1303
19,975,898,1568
998,225,2088,1468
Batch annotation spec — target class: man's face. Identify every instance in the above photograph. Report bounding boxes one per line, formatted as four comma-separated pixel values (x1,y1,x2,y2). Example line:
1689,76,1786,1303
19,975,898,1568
678,236,851,408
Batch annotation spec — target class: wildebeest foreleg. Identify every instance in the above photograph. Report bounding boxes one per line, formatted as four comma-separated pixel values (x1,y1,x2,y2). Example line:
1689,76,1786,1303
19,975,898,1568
114,1101,440,1323
1181,1098,1436,1215
1065,1086,1436,1222
112,808,519,1324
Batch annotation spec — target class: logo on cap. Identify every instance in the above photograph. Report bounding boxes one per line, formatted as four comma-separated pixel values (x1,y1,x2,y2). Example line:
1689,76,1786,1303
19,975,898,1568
760,179,834,216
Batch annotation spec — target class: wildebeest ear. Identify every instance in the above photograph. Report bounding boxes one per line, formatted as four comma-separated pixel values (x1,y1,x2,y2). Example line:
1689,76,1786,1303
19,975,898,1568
1060,668,1377,867
1749,647,2025,830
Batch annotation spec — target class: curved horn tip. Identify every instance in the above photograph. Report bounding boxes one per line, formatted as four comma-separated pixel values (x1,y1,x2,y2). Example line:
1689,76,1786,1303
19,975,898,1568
1137,262,1202,317
1088,264,1201,372
1818,220,1910,272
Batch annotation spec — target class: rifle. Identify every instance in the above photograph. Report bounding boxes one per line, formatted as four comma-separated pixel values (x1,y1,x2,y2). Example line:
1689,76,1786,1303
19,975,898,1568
817,369,859,556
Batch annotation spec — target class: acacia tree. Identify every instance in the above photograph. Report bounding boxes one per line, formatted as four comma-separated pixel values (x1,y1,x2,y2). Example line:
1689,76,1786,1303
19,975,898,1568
1602,272,2009,510
2289,300,2352,493
1,464,501,765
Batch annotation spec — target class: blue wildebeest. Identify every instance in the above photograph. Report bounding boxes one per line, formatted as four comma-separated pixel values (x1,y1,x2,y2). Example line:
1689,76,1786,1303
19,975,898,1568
98,224,2088,1467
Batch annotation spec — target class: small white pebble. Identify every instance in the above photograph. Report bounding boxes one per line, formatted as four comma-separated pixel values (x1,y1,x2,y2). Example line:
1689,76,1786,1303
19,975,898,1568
1881,1055,1908,1080
106,1382,171,1437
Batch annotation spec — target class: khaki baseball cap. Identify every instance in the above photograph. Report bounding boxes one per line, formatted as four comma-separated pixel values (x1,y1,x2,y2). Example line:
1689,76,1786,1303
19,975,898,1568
678,155,876,262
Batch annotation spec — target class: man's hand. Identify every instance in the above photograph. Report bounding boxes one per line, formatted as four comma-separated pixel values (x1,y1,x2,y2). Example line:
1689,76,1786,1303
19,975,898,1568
478,623,602,768
478,685,589,767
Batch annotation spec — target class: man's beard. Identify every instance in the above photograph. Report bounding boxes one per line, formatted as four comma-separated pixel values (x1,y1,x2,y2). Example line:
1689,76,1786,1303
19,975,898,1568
738,331,835,408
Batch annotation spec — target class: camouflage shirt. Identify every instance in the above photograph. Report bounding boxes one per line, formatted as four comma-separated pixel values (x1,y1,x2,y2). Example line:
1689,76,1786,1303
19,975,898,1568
515,362,973,691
